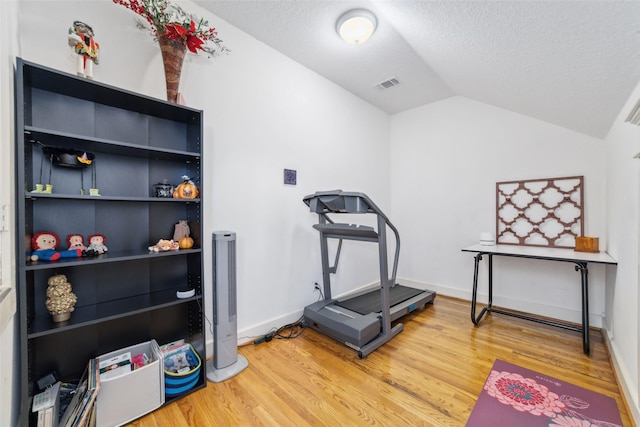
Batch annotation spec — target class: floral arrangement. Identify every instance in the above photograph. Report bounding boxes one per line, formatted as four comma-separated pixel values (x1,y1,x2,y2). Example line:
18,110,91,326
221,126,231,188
113,0,226,55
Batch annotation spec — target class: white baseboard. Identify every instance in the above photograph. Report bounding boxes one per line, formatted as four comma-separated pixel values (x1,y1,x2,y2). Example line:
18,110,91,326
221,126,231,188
398,278,603,328
604,329,640,426
206,309,305,356
216,282,382,353
228,277,602,353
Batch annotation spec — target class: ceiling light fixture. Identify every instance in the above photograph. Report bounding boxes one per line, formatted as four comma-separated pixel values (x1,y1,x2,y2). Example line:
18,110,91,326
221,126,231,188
336,9,377,45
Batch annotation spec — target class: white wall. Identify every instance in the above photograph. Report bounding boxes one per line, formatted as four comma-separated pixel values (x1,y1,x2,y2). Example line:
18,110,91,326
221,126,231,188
1,1,18,425
604,80,640,421
15,0,390,356
390,96,608,326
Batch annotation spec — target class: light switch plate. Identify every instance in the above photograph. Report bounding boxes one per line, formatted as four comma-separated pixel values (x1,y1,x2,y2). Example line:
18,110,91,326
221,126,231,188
284,169,297,185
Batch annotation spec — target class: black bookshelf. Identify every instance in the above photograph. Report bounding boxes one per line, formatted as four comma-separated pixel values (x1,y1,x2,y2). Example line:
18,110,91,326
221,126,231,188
15,59,206,426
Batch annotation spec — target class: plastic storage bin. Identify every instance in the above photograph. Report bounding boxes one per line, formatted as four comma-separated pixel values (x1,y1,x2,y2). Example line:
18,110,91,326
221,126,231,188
163,343,202,398
96,340,164,427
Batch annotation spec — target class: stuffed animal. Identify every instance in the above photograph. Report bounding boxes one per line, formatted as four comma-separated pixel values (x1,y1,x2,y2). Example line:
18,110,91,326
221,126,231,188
86,234,108,255
31,231,83,262
148,239,179,252
67,234,87,251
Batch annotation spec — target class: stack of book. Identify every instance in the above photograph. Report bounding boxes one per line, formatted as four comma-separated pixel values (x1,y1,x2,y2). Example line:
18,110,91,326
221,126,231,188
58,359,100,427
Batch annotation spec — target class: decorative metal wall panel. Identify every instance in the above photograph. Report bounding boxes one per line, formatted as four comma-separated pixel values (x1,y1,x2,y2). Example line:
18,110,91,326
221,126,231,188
496,176,584,248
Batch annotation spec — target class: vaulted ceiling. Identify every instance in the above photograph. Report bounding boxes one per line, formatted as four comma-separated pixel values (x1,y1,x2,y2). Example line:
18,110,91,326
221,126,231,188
196,1,640,138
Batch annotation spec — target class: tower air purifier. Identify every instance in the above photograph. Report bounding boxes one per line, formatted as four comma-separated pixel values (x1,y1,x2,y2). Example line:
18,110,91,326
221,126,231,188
206,231,248,383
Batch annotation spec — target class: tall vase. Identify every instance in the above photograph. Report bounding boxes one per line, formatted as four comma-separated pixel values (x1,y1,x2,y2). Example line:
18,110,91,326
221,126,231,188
158,36,187,103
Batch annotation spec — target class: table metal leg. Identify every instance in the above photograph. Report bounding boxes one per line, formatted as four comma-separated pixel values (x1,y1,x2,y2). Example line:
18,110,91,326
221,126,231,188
468,252,591,355
576,262,590,355
471,253,492,325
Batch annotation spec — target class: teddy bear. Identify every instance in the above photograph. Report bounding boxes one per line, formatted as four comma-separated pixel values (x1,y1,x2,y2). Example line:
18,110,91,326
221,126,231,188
31,231,83,262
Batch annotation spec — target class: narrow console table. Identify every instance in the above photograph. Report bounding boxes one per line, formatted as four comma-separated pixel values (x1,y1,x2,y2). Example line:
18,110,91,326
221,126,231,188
461,244,617,355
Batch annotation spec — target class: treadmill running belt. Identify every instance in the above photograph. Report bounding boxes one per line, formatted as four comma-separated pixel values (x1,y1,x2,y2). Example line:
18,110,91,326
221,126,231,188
334,285,425,315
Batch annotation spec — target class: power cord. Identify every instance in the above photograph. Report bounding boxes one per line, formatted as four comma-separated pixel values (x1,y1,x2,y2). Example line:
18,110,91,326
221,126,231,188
251,315,305,345
198,292,308,346
196,297,214,336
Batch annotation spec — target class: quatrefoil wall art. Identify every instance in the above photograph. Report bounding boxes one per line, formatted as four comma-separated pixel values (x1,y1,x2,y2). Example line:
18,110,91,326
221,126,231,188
496,176,584,248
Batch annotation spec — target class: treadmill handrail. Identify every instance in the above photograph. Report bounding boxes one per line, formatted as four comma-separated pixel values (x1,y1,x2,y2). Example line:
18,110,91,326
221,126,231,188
304,190,400,285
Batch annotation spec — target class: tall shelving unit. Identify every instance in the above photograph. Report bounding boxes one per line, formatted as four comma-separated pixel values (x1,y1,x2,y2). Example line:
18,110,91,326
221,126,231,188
15,58,206,425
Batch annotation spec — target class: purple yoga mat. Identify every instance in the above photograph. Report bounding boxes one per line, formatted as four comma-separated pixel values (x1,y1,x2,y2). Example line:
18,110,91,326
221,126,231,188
466,359,623,427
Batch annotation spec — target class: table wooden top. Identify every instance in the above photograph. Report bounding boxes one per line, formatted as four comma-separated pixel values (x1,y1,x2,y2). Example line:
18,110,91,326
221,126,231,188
462,243,617,265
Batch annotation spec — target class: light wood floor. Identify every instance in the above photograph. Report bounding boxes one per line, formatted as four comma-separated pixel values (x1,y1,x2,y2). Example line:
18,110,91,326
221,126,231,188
130,296,634,426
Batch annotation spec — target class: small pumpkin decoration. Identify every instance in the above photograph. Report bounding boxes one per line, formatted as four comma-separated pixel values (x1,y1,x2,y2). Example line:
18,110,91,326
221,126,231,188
173,176,198,199
179,236,194,249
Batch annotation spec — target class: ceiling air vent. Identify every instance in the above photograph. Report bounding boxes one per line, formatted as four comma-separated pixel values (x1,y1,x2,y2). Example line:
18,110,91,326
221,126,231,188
625,98,640,126
375,77,400,90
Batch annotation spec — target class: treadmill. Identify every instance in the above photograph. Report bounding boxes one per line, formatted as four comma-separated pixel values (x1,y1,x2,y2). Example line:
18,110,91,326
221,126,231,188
302,190,436,358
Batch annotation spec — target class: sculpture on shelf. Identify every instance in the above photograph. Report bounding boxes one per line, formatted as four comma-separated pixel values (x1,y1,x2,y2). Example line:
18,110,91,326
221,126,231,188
45,274,77,322
68,20,100,79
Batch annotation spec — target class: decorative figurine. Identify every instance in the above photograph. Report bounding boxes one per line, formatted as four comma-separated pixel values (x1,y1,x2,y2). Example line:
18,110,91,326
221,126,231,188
31,231,83,262
173,220,194,249
86,234,108,255
45,274,77,322
173,176,198,199
173,220,190,241
32,143,97,195
67,234,87,251
153,179,174,198
89,157,100,196
30,142,54,194
68,20,99,79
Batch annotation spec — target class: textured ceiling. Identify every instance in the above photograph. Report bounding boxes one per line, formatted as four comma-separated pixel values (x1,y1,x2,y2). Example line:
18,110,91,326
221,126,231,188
195,0,640,138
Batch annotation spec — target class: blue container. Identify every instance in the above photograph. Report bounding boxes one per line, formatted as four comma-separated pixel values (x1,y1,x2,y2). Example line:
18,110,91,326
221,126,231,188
164,344,202,397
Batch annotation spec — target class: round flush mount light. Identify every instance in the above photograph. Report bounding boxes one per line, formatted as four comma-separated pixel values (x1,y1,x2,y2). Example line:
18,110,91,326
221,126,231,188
336,9,377,45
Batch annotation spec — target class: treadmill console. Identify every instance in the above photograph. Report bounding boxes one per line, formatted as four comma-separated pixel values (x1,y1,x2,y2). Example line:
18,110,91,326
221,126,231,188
303,190,373,214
